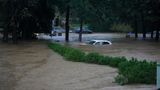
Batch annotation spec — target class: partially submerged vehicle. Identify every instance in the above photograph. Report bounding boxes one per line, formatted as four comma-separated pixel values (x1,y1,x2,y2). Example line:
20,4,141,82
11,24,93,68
88,40,112,45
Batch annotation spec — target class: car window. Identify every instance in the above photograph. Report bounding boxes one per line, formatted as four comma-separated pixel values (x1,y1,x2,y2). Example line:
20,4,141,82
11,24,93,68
102,42,110,45
89,41,95,44
95,42,100,45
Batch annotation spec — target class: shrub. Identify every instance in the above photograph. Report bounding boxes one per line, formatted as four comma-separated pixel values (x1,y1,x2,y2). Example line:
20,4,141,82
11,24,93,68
110,23,133,33
64,49,85,62
49,43,85,62
115,74,128,85
108,56,127,67
97,56,111,65
117,59,156,84
84,53,104,64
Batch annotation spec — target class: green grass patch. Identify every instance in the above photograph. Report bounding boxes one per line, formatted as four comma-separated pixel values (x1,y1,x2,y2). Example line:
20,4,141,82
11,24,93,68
48,43,157,85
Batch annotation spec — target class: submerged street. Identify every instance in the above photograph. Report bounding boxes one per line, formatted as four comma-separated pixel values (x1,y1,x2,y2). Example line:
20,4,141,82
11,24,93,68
39,33,160,62
0,41,156,90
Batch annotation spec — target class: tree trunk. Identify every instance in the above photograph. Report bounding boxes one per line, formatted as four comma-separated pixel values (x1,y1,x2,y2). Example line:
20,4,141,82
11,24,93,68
151,30,153,39
65,5,70,42
134,14,138,39
12,29,17,43
2,29,9,42
141,12,146,39
79,18,83,42
2,24,9,42
155,29,159,41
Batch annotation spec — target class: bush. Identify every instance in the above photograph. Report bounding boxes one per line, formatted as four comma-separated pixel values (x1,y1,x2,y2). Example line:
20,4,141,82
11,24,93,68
48,43,66,56
110,23,133,33
117,59,156,84
49,43,85,62
84,53,104,64
108,56,127,67
115,74,128,85
97,56,111,65
64,49,85,62
48,43,156,85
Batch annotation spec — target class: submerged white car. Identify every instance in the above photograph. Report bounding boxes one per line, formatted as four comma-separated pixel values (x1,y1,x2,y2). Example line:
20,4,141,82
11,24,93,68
88,40,112,45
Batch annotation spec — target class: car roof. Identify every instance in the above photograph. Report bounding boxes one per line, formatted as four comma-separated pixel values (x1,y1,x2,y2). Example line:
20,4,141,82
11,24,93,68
90,40,112,45
91,40,110,42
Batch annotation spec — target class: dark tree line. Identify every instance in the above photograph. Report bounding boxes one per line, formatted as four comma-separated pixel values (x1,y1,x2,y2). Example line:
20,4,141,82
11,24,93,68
0,0,160,43
84,0,160,40
54,0,160,41
0,0,54,43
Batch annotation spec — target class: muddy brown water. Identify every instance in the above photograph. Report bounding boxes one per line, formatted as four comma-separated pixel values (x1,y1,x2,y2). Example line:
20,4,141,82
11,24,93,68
0,41,50,90
0,33,158,90
42,33,159,62
70,38,160,62
0,40,156,90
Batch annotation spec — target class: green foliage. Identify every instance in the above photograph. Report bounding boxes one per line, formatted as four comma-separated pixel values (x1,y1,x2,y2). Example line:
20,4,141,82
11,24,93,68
97,56,111,65
64,49,85,62
1,0,55,42
110,23,133,33
48,43,156,85
68,0,159,33
115,74,128,85
84,53,104,64
118,58,157,84
48,43,85,62
108,56,127,67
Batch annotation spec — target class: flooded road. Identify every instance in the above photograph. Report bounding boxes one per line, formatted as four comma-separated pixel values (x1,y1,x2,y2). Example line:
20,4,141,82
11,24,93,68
38,33,160,62
0,41,50,90
0,33,158,90
0,40,156,90
71,39,160,62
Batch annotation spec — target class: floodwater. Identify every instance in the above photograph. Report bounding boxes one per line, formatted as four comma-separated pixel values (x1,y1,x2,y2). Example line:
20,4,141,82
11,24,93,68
0,34,157,90
71,38,160,62
41,33,160,62
0,40,156,90
0,41,50,90
1,33,159,62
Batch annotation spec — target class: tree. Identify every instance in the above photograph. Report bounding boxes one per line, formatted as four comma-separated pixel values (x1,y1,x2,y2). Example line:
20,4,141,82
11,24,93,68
0,0,55,42
70,0,90,42
65,3,70,42
86,0,160,40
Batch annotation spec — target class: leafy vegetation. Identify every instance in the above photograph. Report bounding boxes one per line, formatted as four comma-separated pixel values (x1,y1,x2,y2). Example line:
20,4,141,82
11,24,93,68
0,0,54,42
0,0,160,43
118,58,156,84
48,43,85,62
49,43,157,85
110,23,133,33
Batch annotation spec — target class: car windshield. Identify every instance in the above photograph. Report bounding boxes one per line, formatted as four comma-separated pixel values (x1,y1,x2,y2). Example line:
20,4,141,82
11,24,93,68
88,41,96,44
